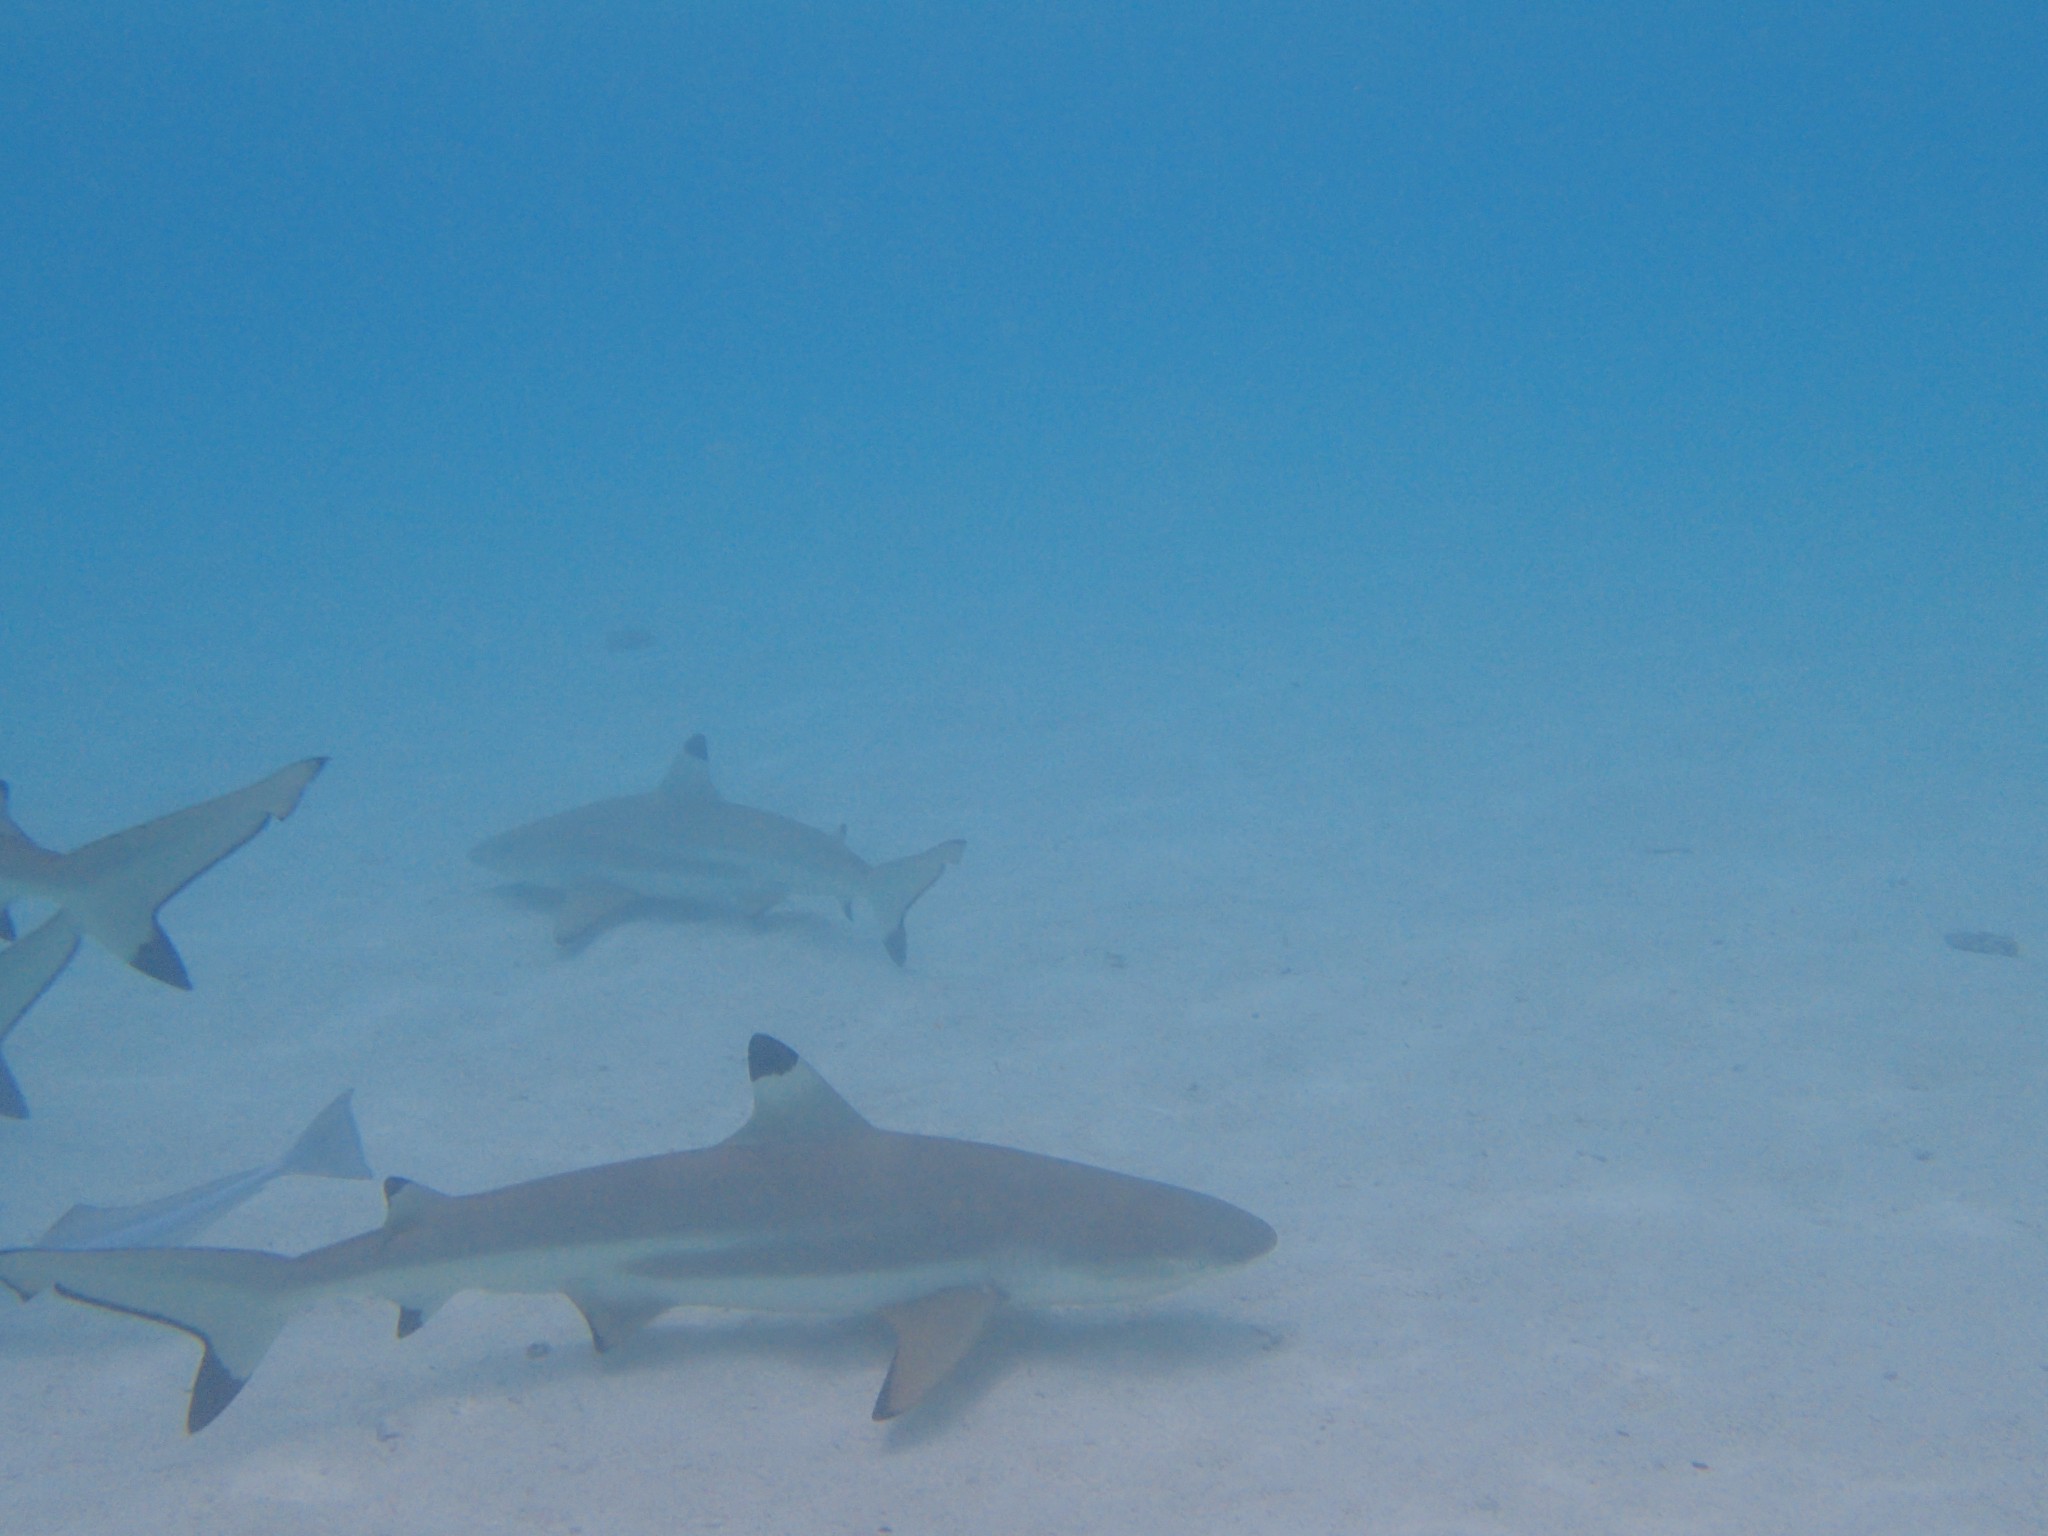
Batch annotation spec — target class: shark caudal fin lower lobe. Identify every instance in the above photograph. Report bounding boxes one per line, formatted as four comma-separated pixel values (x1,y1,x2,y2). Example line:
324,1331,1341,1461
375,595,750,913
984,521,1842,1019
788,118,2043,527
863,840,965,965
0,1245,297,1432
0,912,83,1119
54,758,327,990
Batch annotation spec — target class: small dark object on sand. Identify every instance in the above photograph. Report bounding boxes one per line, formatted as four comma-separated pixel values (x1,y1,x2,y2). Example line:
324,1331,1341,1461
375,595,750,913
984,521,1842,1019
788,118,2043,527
604,626,657,654
1945,930,2019,958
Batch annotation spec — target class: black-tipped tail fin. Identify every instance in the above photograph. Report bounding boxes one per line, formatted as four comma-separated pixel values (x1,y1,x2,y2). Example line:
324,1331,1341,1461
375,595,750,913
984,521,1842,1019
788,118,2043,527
862,840,964,967
56,757,326,990
0,1246,295,1433
0,911,84,1119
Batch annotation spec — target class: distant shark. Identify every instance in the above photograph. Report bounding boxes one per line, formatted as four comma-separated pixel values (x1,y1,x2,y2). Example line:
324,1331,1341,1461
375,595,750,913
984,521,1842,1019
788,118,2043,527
0,1035,1275,1432
471,736,963,964
37,1090,373,1251
0,758,326,1118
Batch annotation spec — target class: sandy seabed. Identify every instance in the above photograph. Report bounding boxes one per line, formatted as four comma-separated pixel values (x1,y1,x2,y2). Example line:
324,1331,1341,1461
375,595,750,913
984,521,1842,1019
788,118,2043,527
1,652,2041,1536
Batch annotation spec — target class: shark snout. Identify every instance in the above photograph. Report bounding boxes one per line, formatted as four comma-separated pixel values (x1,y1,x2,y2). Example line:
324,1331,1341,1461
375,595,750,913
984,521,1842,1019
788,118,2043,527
1211,1205,1278,1268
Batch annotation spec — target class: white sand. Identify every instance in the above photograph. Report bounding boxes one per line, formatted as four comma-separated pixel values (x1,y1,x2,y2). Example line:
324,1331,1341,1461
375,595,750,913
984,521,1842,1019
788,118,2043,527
2,580,2042,1535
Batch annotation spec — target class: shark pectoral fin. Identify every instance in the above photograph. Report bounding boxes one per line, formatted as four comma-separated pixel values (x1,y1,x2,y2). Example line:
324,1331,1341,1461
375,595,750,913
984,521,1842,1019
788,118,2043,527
565,1287,669,1353
552,883,640,948
874,1285,1001,1421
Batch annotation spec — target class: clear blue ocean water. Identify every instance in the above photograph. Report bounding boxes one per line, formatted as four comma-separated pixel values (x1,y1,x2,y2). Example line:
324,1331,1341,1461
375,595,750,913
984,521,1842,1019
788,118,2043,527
2,6,2044,1532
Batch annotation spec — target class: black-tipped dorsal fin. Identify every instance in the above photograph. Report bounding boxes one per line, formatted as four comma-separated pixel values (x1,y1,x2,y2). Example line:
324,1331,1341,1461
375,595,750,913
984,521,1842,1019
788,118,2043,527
659,735,719,801
727,1034,872,1142
382,1176,452,1232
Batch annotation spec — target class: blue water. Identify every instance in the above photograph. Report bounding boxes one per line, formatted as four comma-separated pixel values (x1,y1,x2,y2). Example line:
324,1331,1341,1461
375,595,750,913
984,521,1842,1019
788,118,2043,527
2,6,2044,1531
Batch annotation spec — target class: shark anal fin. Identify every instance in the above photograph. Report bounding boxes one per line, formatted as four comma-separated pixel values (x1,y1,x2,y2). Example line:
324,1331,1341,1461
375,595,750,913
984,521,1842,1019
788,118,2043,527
130,923,193,990
552,883,640,948
875,1285,1000,1420
397,1306,425,1338
565,1288,669,1353
0,906,13,942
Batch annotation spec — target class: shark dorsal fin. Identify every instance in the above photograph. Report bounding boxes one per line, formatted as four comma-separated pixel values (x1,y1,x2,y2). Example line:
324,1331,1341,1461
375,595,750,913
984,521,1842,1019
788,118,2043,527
381,1176,452,1233
659,735,720,802
728,1035,872,1142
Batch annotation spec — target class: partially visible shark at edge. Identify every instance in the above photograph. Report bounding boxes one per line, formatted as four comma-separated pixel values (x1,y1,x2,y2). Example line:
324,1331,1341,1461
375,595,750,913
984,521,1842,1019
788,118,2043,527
0,1035,1276,1432
471,736,963,964
0,758,326,1118
37,1090,373,1251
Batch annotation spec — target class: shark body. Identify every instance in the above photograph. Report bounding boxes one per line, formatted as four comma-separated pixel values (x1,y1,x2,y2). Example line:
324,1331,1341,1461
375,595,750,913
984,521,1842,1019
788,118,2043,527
37,1090,373,1251
0,759,326,1117
471,736,963,964
0,1036,1275,1432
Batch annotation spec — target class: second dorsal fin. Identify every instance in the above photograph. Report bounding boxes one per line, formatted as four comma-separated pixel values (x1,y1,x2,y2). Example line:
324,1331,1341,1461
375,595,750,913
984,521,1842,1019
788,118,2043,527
381,1176,452,1233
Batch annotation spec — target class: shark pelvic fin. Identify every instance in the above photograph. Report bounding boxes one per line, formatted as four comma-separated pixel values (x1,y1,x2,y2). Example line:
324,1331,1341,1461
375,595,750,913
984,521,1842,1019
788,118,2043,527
874,1285,1001,1420
729,1035,872,1143
659,736,720,802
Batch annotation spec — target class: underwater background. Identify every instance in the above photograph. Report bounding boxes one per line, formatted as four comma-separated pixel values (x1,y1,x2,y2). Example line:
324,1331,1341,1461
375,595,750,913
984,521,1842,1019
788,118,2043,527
2,4,2044,1532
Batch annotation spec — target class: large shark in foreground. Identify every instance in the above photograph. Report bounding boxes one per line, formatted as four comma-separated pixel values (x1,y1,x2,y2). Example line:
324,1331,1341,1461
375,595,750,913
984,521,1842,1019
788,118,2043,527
0,1036,1275,1432
0,758,326,1117
471,736,963,964
37,1090,373,1251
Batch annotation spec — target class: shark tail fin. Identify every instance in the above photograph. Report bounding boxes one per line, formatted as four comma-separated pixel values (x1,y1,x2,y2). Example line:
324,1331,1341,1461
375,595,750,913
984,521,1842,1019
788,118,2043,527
55,758,327,991
862,840,965,966
0,1245,297,1432
0,912,84,1120
279,1090,374,1181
